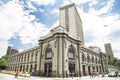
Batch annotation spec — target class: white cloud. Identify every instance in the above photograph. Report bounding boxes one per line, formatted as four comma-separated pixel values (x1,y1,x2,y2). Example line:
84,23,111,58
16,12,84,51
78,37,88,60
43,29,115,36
24,0,37,13
0,41,8,57
89,0,98,7
51,9,59,15
0,0,49,58
76,0,120,59
88,0,114,16
18,22,48,45
39,9,44,13
70,0,91,5
51,20,59,28
30,0,55,5
61,0,71,6
0,1,25,57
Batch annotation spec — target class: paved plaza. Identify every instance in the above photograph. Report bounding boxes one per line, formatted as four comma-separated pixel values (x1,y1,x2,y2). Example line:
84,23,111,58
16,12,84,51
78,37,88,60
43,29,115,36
0,73,120,80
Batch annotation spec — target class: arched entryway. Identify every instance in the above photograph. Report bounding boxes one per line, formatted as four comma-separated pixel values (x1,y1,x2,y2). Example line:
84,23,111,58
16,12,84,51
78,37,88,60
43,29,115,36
69,63,75,77
44,45,53,77
20,65,22,72
68,45,75,77
30,64,32,72
82,65,86,76
26,65,29,72
44,63,52,77
34,64,37,72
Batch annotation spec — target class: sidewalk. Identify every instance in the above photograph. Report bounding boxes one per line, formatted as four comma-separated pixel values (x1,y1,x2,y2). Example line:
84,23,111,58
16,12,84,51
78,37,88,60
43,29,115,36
0,73,120,80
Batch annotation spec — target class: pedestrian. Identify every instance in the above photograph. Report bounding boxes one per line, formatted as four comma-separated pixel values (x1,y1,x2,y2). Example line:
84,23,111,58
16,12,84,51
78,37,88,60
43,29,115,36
96,71,99,76
15,71,19,78
115,71,118,77
93,71,95,77
90,71,93,78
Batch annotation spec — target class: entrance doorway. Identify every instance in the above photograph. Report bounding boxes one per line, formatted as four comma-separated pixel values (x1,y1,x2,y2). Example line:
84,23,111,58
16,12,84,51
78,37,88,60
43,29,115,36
44,63,52,77
20,65,22,71
69,63,75,77
88,66,91,75
82,65,86,76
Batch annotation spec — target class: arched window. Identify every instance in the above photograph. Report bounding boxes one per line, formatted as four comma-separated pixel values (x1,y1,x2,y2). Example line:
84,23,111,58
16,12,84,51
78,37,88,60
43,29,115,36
108,55,111,60
24,55,26,61
87,54,90,63
21,56,23,62
35,51,38,60
45,47,52,59
31,52,34,61
68,46,75,60
28,54,30,61
82,53,85,62
96,57,97,63
92,56,94,63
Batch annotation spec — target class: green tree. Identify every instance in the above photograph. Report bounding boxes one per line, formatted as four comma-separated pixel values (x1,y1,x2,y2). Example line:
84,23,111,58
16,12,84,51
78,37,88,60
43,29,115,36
0,55,9,70
115,60,120,70
113,58,118,66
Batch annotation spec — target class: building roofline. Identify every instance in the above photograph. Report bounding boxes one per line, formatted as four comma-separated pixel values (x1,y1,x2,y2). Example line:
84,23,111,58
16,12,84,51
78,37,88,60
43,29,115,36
59,3,75,10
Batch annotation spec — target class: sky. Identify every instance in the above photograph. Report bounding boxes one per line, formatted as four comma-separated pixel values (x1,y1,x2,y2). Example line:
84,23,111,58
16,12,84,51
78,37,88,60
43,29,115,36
0,0,120,59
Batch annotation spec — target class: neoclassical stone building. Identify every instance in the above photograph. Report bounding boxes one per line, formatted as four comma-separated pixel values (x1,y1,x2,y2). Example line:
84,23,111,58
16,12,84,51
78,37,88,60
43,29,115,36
8,3,108,77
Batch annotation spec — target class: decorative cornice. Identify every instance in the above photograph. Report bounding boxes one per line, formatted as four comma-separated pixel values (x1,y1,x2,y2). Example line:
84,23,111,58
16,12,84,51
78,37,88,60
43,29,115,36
39,32,81,44
10,46,40,57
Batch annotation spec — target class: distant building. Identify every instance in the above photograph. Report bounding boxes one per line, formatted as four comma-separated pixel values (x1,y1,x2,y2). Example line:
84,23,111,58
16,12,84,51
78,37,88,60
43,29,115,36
104,43,114,63
8,3,108,77
6,46,19,55
6,46,12,55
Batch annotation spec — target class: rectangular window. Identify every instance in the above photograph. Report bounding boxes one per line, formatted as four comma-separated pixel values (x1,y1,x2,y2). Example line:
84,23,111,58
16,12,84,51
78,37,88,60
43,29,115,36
65,8,69,31
46,52,52,59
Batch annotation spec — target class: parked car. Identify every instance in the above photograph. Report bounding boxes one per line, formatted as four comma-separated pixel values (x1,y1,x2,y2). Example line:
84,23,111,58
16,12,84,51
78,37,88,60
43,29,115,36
108,71,116,77
25,72,30,77
118,71,120,77
108,71,120,77
19,72,30,77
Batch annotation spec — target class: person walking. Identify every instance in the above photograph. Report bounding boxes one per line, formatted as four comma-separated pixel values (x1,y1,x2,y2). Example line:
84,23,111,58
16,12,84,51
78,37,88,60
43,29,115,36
90,71,93,78
15,71,19,78
115,71,118,77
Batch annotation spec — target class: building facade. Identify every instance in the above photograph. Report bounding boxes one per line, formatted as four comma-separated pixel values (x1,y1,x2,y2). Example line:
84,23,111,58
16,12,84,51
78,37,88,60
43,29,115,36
8,3,108,77
6,46,19,55
104,43,114,63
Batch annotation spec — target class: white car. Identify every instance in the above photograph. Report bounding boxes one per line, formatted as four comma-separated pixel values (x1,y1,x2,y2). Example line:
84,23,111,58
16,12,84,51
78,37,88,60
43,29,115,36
108,71,118,77
25,72,30,77
108,71,120,77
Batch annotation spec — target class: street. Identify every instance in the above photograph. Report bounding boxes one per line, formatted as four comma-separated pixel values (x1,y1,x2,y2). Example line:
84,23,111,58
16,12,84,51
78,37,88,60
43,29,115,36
0,73,120,80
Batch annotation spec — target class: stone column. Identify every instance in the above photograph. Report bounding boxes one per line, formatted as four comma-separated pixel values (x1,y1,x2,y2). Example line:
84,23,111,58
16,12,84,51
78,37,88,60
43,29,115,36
40,46,45,76
25,64,27,72
85,65,89,76
39,43,43,76
57,37,63,77
77,43,81,77
37,51,40,71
